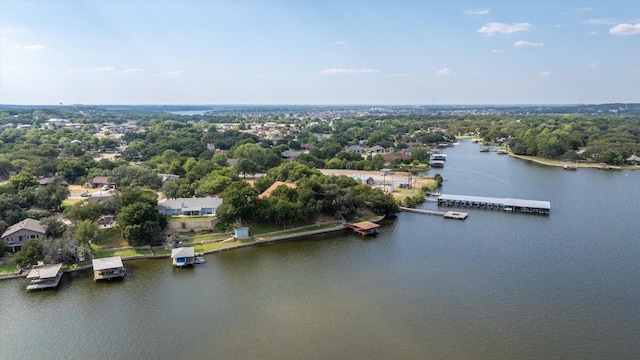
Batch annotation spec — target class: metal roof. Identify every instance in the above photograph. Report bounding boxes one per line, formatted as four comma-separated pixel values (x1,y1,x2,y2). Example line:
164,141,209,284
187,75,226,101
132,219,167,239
27,263,62,279
171,247,195,258
92,256,124,271
439,194,550,210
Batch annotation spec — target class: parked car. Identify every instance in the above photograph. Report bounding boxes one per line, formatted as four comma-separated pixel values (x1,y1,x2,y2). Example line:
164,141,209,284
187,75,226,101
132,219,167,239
101,185,110,191
80,191,90,197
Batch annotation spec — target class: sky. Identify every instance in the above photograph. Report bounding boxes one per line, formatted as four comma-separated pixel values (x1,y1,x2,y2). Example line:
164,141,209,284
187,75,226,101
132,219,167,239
1,0,639,105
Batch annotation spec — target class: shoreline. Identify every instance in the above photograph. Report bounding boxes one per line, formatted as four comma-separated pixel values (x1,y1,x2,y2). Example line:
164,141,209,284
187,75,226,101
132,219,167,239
0,216,386,281
507,153,638,170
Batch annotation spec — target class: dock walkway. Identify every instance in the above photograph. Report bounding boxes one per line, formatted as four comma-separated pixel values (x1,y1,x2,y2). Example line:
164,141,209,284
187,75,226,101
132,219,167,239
400,207,468,220
436,194,550,215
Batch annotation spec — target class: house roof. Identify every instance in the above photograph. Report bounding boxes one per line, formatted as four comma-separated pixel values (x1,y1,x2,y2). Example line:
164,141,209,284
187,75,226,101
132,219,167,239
258,181,297,199
382,153,412,161
157,197,223,211
626,155,640,162
1,218,46,238
171,247,195,258
92,256,124,271
27,263,62,279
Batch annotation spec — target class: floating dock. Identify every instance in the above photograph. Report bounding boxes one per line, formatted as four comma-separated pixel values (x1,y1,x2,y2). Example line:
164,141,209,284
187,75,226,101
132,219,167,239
400,207,468,220
343,221,380,236
437,194,550,215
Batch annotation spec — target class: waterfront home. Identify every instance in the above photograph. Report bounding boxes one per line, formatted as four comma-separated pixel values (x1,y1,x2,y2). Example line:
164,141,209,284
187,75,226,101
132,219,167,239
26,263,63,291
156,197,223,216
626,155,640,165
92,256,126,281
1,218,46,253
258,181,297,199
171,247,195,267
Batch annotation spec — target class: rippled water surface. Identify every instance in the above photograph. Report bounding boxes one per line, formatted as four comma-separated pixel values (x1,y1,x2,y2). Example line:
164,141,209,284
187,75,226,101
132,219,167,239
2,140,639,359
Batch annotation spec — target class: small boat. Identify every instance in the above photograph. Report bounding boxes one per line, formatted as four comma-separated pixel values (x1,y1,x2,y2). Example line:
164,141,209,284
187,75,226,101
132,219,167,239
496,149,508,155
193,256,206,264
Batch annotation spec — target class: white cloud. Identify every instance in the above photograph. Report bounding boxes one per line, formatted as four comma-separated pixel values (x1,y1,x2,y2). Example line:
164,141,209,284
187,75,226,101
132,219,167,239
538,71,551,77
513,40,544,47
159,69,186,76
331,41,345,46
94,66,115,72
491,49,505,53
119,68,145,74
576,7,593,13
319,68,380,75
17,44,45,51
435,68,451,77
477,22,531,36
609,23,640,35
587,62,599,68
554,24,563,28
464,9,490,15
587,31,598,36
584,18,617,25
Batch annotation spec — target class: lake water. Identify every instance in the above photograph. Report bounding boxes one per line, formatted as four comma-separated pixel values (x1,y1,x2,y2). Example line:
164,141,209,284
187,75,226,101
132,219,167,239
1,140,639,359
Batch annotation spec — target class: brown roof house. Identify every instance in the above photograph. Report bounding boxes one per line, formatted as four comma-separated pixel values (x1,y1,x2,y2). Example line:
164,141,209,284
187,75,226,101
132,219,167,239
258,181,297,199
83,176,112,188
1,218,46,253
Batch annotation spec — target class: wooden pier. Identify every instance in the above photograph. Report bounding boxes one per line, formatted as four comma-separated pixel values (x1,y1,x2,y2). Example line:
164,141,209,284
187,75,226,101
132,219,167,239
400,207,468,220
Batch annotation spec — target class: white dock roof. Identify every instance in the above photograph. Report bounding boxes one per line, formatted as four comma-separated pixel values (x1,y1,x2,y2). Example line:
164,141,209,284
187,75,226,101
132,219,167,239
92,256,124,271
171,247,195,258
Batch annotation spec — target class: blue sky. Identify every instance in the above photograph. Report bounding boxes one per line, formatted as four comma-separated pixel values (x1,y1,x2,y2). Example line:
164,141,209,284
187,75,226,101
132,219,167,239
1,0,639,105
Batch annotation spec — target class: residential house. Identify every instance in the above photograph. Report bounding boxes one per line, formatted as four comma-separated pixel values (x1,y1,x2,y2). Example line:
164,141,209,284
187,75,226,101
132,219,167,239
156,197,223,216
1,218,47,253
83,176,112,188
370,145,386,153
345,145,365,153
626,155,640,165
258,181,297,199
92,256,126,281
171,247,195,267
281,150,300,160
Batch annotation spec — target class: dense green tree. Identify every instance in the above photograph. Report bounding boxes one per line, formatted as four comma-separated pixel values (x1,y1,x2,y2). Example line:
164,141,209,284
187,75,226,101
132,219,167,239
74,220,99,248
216,181,259,225
14,239,44,267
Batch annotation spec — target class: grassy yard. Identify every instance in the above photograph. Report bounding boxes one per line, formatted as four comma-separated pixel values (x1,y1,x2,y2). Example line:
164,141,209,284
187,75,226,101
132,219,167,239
193,238,254,252
153,249,172,256
185,234,231,242
258,223,342,239
0,263,19,275
94,248,153,259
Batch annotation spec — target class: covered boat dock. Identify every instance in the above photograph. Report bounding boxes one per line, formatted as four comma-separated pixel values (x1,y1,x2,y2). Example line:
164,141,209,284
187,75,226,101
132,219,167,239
26,263,63,290
343,221,380,236
437,194,550,215
92,256,126,281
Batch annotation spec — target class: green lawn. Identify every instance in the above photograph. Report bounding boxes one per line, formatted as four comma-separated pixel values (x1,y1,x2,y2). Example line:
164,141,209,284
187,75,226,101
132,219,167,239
94,248,153,259
259,223,341,238
153,249,172,256
0,263,19,275
193,238,254,252
185,234,231,242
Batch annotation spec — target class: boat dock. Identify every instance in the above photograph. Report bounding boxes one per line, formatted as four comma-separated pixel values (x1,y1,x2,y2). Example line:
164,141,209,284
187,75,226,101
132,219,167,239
437,194,550,215
26,263,63,290
400,207,468,220
343,221,380,236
